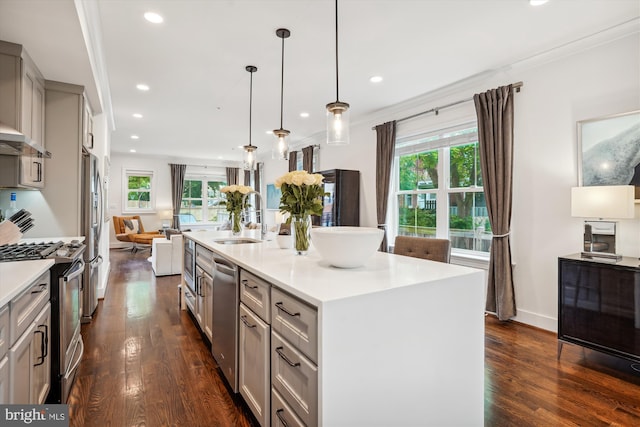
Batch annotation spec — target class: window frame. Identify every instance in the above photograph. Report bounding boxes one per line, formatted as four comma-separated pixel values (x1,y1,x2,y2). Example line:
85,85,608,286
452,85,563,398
122,168,156,213
390,121,491,258
180,174,227,225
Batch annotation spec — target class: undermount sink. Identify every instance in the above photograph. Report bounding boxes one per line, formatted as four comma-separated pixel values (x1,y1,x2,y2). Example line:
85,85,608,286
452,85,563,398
213,238,261,245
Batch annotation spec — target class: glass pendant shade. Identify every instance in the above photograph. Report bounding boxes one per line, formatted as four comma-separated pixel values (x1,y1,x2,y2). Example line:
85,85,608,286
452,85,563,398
272,128,289,160
326,101,350,145
243,144,257,171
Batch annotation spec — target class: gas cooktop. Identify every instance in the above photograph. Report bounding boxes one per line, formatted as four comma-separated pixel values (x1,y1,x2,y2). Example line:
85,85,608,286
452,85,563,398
0,240,85,263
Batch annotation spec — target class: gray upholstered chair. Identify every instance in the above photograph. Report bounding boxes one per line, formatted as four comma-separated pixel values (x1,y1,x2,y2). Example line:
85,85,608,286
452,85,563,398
393,236,451,263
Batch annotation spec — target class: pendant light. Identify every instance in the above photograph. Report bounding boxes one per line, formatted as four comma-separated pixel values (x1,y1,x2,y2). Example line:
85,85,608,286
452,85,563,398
243,65,258,171
272,28,291,161
326,0,350,145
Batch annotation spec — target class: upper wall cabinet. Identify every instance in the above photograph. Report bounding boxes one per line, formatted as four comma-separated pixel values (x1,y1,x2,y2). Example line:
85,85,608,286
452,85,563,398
0,40,46,150
0,40,46,189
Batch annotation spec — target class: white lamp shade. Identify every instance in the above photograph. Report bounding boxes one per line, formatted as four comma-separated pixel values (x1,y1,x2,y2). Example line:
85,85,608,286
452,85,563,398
571,185,635,219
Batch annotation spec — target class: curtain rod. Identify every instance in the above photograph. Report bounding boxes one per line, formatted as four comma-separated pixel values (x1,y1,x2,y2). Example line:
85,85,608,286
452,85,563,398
372,81,523,130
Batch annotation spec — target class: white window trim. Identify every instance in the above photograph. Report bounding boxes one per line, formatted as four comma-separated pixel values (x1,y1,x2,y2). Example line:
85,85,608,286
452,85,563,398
122,168,156,214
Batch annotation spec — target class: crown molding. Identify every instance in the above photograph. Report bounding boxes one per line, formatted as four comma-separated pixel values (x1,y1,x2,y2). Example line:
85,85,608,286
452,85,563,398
74,0,115,131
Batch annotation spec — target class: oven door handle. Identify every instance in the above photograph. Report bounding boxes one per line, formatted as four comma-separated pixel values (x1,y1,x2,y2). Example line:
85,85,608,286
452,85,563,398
64,335,84,380
64,260,85,282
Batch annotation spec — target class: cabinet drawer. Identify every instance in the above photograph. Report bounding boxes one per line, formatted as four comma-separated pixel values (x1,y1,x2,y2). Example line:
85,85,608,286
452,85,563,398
240,270,271,323
0,306,8,360
195,244,214,272
272,388,305,427
271,332,317,427
272,287,317,363
10,271,50,346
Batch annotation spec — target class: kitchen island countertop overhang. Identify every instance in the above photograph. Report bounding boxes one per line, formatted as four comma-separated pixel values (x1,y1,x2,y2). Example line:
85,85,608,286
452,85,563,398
183,230,486,426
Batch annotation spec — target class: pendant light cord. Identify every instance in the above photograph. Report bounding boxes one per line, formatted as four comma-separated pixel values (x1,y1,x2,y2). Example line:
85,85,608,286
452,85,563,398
249,69,253,147
335,0,340,102
280,35,285,129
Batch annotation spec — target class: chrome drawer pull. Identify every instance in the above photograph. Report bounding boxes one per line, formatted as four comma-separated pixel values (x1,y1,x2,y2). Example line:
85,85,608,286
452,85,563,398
241,279,258,289
31,284,47,294
275,409,290,427
240,315,256,328
275,346,300,367
275,302,299,317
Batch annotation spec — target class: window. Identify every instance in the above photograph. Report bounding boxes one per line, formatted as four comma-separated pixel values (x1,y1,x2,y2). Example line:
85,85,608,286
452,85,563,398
393,123,491,255
123,169,155,212
181,176,227,224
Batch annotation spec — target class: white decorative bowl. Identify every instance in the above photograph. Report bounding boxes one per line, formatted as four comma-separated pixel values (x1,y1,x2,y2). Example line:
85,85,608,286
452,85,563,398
311,226,384,268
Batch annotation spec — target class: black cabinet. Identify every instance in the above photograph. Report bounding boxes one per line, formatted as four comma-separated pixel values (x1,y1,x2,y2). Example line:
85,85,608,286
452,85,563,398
312,169,360,227
558,254,640,363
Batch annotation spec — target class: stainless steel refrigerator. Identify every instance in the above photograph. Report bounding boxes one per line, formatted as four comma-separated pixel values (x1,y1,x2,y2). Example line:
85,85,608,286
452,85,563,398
81,149,103,323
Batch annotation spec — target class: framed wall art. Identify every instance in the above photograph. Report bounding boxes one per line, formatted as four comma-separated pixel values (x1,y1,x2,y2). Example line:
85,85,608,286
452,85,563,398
266,183,282,210
577,110,640,200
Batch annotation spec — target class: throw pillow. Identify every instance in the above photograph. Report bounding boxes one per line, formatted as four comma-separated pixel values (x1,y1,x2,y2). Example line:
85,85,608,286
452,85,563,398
123,219,139,234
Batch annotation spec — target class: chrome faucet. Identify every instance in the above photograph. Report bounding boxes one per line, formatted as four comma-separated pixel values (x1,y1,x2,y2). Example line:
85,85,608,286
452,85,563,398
242,190,268,240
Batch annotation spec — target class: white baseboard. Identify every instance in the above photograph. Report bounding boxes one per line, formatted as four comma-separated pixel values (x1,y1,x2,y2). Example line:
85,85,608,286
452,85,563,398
513,309,557,333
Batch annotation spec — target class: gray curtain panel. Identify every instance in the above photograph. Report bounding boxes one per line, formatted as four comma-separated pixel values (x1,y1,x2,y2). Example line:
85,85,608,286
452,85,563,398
169,163,186,229
302,145,314,172
244,169,251,187
288,151,298,172
375,121,396,252
225,167,239,185
474,85,516,321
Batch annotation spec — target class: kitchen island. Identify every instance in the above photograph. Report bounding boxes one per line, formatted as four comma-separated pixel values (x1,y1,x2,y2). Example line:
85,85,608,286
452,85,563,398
183,230,485,427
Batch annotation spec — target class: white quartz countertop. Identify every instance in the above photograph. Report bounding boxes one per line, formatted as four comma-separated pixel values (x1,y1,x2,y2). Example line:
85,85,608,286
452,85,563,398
0,259,54,307
184,230,483,306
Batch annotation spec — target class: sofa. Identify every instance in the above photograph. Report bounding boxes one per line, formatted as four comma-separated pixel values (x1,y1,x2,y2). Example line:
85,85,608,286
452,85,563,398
151,233,183,276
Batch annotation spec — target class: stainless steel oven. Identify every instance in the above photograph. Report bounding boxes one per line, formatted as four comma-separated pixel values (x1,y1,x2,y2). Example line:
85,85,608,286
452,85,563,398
60,259,84,402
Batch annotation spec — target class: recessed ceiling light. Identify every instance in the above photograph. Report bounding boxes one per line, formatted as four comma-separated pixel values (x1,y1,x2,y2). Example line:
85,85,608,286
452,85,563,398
369,76,383,83
300,112,310,118
136,84,150,91
144,12,164,24
133,113,143,119
265,130,273,135
529,0,548,5
130,149,137,153
131,135,139,140
217,156,223,159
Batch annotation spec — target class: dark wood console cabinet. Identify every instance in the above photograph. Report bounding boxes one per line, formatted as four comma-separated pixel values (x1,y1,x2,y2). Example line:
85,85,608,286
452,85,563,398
558,254,640,363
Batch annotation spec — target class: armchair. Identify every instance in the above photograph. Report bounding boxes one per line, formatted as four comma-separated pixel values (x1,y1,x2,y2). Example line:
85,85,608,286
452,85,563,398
113,215,163,252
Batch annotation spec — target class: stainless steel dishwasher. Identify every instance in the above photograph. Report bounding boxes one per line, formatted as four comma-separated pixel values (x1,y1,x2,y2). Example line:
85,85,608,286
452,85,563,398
212,255,239,392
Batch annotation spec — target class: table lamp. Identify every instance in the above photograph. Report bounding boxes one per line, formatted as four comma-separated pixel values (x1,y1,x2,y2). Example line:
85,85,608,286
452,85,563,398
571,185,635,260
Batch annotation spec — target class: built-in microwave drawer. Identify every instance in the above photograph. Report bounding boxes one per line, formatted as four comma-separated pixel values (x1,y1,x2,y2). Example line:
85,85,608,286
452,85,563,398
0,305,9,360
272,387,305,427
271,287,317,363
271,331,317,427
240,269,271,322
10,271,50,345
195,244,214,273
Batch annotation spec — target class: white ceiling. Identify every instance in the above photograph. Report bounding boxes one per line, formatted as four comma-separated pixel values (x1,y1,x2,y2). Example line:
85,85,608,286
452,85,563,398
0,0,638,163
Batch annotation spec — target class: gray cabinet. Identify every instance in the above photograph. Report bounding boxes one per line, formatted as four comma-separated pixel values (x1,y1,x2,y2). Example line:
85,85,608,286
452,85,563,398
239,269,271,427
4,270,51,404
0,40,46,188
40,81,90,236
32,304,51,404
195,244,214,342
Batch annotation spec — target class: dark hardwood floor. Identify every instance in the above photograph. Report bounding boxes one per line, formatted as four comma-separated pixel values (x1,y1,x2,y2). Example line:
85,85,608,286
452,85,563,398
68,249,640,426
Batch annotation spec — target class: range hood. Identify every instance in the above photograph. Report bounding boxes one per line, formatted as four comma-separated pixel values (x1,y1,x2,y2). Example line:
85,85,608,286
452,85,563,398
0,122,51,158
